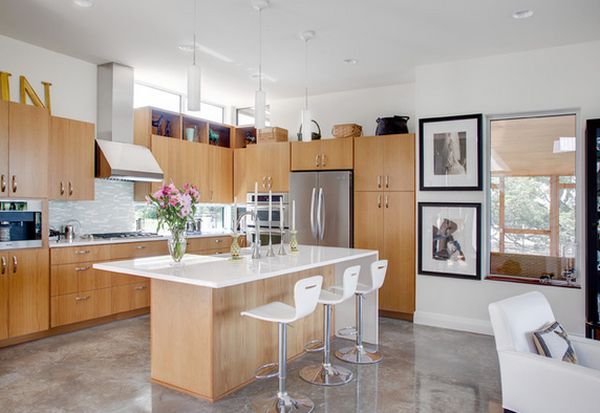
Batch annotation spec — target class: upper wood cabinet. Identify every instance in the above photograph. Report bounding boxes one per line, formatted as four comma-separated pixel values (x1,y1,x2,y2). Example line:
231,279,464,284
0,101,8,198
1,102,49,198
1,248,49,338
49,117,95,200
233,148,247,202
207,145,232,203
354,134,415,191
291,139,353,171
246,142,290,192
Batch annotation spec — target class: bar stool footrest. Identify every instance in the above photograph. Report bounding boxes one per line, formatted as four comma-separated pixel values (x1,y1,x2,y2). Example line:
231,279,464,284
304,339,324,353
337,326,357,337
255,362,279,380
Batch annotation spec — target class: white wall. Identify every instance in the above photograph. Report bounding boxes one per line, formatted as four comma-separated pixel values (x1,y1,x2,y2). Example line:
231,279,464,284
270,83,415,138
0,34,97,122
414,40,600,336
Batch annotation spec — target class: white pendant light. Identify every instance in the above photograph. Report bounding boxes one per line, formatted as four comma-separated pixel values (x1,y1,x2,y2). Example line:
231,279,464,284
253,0,269,129
300,30,315,142
187,0,201,111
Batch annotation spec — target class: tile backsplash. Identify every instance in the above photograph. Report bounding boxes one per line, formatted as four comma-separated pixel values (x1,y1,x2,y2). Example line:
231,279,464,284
49,179,137,234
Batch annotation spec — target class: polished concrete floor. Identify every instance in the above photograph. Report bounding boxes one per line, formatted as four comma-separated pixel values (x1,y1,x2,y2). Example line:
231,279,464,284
0,316,502,413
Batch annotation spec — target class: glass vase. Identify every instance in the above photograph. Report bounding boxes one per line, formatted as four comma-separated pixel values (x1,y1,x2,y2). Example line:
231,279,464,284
168,228,187,263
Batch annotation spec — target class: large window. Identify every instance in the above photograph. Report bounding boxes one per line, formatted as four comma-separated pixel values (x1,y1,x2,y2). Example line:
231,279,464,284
133,83,224,123
489,114,577,283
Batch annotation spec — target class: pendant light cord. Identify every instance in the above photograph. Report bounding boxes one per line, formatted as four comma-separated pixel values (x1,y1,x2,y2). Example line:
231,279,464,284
304,38,308,110
193,0,197,66
258,7,263,92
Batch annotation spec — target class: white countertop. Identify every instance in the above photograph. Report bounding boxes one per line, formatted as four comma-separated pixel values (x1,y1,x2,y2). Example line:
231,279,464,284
93,245,377,288
49,231,233,248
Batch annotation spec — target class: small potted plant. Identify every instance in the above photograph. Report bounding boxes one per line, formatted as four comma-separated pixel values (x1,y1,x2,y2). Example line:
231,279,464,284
146,182,200,263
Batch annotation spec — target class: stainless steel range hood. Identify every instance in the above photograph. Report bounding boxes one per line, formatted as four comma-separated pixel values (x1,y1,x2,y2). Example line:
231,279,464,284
95,62,164,183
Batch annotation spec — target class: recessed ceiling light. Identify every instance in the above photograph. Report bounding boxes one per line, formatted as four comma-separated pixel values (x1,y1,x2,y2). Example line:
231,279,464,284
512,9,534,19
73,0,94,7
343,58,358,65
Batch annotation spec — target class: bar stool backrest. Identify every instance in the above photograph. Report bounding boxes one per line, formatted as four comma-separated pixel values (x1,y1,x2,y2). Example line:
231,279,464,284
341,265,361,301
293,275,324,321
370,260,388,292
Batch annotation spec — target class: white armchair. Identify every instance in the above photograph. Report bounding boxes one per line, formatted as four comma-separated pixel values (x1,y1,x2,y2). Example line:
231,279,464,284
488,292,600,413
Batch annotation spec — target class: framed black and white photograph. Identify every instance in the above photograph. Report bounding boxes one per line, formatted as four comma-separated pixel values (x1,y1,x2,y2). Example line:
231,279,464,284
418,202,481,279
419,114,482,191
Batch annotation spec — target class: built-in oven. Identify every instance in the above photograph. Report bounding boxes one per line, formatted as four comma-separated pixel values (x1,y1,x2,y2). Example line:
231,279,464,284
0,200,43,250
240,193,289,246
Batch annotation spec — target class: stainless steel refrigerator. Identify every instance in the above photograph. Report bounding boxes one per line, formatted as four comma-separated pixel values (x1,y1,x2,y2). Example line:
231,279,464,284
289,171,353,247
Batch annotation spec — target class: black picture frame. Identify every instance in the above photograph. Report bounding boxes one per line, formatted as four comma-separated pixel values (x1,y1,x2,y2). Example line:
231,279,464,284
419,113,483,191
418,202,481,280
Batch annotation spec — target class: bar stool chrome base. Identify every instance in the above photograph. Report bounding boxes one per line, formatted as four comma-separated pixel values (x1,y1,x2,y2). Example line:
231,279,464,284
252,393,314,413
299,363,353,386
336,344,383,365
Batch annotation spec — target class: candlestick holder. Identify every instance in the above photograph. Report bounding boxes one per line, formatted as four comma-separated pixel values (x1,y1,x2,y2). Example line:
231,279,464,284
266,222,276,257
290,230,298,253
278,228,287,255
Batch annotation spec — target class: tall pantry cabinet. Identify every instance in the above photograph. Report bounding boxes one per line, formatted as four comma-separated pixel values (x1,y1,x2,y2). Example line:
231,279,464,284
354,134,415,318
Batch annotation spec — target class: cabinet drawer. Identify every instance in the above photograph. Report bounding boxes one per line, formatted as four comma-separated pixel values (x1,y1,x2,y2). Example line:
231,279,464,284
111,273,149,287
109,240,168,260
51,264,111,296
50,288,111,327
187,236,231,252
50,245,111,265
112,282,150,314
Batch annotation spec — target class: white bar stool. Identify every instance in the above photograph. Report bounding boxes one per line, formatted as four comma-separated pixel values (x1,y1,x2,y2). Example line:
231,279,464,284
335,260,388,365
299,265,361,386
241,275,323,413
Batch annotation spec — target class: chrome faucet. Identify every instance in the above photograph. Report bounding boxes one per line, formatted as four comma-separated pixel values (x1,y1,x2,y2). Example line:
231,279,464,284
237,211,261,259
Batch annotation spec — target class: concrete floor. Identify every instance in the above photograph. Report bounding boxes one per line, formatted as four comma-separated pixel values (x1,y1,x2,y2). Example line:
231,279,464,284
0,316,502,413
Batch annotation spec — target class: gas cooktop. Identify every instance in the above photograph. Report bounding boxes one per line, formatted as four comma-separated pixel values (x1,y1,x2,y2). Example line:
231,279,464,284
90,231,159,240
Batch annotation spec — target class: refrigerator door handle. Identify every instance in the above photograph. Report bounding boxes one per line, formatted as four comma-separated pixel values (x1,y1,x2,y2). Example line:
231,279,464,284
310,187,318,239
318,187,325,240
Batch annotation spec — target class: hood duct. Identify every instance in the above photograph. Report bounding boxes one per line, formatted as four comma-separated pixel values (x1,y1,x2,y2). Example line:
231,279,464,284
95,62,164,182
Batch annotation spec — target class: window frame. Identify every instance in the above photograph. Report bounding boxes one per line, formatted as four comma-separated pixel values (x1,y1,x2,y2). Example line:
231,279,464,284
484,110,583,282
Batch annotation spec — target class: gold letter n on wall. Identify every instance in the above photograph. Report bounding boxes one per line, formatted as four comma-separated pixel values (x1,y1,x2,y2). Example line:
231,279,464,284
19,75,52,113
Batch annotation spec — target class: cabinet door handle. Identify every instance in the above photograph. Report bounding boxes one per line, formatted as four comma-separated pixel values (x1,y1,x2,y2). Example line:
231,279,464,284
135,245,146,250
385,175,389,189
377,194,381,209
1,256,6,275
12,255,17,273
75,295,91,302
385,195,389,209
315,154,320,167
322,154,327,166
1,174,6,193
135,285,147,291
74,249,91,255
60,181,65,195
261,176,266,189
68,181,73,196
75,266,90,272
11,175,17,193
377,175,381,189
210,190,214,201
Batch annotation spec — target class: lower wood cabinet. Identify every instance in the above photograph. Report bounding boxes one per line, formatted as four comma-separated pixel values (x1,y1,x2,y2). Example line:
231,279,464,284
51,288,111,327
0,248,49,338
354,191,415,315
111,281,150,314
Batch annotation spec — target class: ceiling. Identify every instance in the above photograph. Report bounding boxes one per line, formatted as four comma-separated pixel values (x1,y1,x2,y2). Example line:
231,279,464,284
1,0,599,106
491,114,576,176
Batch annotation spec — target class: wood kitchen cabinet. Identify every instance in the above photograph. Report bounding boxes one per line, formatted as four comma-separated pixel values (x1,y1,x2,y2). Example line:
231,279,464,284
354,191,415,316
206,145,232,203
354,134,415,192
1,102,49,198
291,139,353,171
0,100,8,197
2,248,49,337
233,148,247,202
49,116,95,200
243,142,290,192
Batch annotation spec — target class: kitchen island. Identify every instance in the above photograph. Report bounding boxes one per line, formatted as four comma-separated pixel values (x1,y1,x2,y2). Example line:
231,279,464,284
94,245,378,401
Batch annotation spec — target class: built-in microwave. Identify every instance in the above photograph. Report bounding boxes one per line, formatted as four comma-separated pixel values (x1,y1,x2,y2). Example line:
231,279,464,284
0,200,43,250
240,193,289,245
